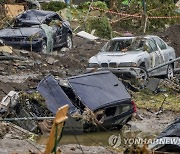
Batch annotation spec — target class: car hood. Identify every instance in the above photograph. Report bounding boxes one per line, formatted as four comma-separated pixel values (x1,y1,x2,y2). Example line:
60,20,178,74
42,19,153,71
38,72,131,113
0,27,42,38
89,51,145,64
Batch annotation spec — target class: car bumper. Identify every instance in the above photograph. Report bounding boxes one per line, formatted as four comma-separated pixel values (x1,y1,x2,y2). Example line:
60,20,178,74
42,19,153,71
86,67,142,77
2,39,43,52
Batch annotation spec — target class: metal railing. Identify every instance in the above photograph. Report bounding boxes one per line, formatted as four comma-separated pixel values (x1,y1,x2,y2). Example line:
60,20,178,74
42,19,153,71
147,57,180,73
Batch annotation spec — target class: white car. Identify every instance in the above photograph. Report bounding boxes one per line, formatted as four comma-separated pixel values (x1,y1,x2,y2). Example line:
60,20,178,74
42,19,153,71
87,35,176,80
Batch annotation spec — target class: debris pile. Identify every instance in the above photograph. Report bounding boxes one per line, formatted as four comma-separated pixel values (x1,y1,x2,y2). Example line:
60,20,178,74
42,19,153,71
0,91,52,133
0,35,105,101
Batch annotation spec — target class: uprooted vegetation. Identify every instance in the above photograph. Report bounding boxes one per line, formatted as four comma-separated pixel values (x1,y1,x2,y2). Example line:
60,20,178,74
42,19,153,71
58,0,180,39
41,1,67,12
110,0,180,32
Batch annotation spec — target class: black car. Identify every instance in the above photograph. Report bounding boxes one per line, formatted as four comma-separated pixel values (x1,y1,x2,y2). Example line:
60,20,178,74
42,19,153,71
149,116,180,153
38,71,137,132
0,9,73,52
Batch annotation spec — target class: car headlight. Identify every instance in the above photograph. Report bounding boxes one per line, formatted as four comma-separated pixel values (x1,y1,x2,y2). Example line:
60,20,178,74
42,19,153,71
88,63,100,68
30,32,42,41
118,62,137,67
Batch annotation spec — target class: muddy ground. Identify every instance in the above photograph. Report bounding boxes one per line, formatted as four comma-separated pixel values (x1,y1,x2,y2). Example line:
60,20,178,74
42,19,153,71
0,24,180,153
0,108,178,154
157,24,180,57
0,24,180,100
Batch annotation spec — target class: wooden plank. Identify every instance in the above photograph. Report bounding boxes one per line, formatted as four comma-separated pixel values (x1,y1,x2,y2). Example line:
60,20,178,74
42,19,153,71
44,104,69,154
5,4,24,18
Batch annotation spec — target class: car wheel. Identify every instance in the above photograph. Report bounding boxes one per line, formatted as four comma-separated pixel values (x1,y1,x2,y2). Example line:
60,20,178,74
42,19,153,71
138,66,148,87
41,40,47,53
66,34,73,49
166,64,174,80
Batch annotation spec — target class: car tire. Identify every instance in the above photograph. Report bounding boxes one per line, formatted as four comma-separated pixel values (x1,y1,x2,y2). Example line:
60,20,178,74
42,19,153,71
138,66,149,87
41,39,47,53
66,34,73,49
166,64,174,80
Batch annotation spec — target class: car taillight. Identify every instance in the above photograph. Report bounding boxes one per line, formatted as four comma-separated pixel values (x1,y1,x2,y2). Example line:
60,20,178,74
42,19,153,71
131,100,137,112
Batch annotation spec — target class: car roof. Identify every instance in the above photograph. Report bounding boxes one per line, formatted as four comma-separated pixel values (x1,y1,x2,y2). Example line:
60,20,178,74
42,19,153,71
111,35,159,41
16,9,59,25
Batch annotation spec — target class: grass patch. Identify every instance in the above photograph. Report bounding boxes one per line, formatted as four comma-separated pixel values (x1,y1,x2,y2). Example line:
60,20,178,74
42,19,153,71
132,89,180,112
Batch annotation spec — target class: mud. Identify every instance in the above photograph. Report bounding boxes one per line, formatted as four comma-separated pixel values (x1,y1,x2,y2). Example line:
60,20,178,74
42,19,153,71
0,108,178,153
0,36,105,100
0,25,179,100
157,24,180,57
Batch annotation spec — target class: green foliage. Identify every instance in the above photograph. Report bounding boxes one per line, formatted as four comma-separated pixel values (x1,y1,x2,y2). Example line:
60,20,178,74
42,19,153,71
86,16,112,39
114,0,180,33
78,1,108,10
146,0,180,31
41,1,67,12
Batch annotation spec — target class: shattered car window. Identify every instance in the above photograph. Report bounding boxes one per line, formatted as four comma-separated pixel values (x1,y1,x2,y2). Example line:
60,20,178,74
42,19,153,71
101,37,151,52
126,38,147,51
101,39,133,52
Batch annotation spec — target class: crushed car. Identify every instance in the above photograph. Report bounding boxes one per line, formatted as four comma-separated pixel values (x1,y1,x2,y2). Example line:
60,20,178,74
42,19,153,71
87,35,176,80
37,71,137,132
0,9,73,53
149,116,180,153
0,71,136,133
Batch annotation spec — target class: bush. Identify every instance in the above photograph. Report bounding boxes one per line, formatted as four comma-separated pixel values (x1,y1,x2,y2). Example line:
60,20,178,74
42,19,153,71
114,0,180,33
41,1,67,12
146,0,180,31
78,1,108,10
86,16,112,39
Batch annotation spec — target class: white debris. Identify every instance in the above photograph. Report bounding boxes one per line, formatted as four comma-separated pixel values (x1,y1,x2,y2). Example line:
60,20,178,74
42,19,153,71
76,31,98,40
1,91,19,108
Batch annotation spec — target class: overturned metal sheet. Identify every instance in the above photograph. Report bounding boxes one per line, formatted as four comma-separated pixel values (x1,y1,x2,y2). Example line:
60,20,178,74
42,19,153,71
149,116,180,152
158,116,180,138
37,75,75,114
68,71,131,111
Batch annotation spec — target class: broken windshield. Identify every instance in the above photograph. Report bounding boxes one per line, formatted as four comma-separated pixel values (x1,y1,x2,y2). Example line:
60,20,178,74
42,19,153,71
101,39,133,52
101,37,147,52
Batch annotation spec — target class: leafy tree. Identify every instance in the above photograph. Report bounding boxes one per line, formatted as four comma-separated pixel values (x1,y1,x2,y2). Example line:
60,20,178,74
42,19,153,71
113,0,180,33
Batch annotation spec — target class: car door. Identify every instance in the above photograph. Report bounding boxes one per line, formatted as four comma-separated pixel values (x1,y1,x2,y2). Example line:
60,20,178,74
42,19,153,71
146,39,163,75
152,37,170,74
49,15,64,47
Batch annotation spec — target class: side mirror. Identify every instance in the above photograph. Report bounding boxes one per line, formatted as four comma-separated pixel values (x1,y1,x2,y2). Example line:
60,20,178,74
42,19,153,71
143,45,150,52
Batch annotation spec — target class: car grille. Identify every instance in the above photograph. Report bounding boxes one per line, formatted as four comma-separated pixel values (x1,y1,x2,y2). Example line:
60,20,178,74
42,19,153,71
2,37,28,42
101,63,108,67
109,62,117,68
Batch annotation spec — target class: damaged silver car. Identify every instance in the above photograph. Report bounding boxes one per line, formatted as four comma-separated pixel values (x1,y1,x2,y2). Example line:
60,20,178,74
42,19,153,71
87,36,176,80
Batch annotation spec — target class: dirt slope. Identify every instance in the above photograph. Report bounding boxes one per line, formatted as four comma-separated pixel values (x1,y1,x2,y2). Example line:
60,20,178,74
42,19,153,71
157,24,180,57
